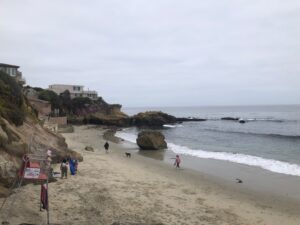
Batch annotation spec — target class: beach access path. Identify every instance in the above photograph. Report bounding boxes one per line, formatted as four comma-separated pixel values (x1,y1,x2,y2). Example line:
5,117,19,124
3,125,300,225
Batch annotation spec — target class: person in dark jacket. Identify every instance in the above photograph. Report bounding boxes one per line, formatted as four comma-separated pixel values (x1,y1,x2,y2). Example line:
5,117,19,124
60,159,68,178
104,142,109,153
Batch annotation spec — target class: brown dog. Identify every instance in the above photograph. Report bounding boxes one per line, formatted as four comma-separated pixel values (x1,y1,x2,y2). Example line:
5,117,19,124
125,152,131,158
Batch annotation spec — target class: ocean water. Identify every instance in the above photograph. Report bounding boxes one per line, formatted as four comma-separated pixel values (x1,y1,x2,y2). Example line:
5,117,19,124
117,105,300,176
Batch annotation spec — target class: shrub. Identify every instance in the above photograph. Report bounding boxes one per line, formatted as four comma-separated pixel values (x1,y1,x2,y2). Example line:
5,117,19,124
71,97,92,111
38,90,61,110
0,71,25,126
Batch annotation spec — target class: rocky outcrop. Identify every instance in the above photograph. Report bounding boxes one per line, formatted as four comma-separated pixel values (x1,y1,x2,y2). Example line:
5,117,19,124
131,111,177,127
24,86,131,127
221,117,239,121
68,115,130,127
176,117,206,122
68,98,130,126
136,131,167,150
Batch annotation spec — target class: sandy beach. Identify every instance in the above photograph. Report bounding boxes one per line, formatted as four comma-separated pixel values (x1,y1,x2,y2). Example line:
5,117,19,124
2,125,300,225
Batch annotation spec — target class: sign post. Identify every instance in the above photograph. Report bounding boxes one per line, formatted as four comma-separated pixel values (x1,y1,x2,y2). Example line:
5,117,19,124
21,154,51,225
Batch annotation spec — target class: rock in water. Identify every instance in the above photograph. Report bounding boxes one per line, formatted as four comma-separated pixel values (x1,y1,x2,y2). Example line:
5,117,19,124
131,111,177,127
136,131,167,150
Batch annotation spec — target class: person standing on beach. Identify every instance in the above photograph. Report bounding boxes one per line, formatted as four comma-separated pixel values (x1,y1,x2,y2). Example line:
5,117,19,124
74,159,78,173
174,155,181,168
60,159,68,179
104,141,109,153
69,158,76,175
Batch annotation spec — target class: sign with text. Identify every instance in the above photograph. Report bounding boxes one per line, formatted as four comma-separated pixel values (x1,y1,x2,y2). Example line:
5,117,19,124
24,168,41,179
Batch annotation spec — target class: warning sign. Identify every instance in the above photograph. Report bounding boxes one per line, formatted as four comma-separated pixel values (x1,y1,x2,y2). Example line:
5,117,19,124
24,168,41,179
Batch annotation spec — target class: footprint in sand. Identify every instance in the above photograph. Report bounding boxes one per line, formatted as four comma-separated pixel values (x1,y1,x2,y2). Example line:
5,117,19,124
195,197,205,205
182,188,196,195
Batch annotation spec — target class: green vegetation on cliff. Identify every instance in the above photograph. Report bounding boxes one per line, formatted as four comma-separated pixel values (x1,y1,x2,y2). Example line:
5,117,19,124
36,89,93,114
0,71,25,126
38,89,62,110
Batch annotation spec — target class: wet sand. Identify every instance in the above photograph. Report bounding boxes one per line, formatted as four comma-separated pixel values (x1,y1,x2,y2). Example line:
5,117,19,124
122,134,300,207
1,125,300,225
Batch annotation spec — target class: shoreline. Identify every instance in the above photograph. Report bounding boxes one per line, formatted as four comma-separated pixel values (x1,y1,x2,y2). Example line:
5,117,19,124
115,127,300,199
116,136,300,215
100,125,300,222
2,125,300,225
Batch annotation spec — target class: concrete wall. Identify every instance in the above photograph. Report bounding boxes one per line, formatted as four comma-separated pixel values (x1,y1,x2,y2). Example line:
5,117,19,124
48,116,67,125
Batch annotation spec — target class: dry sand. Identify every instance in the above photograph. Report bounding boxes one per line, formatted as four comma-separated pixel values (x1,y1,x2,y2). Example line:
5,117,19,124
1,125,300,225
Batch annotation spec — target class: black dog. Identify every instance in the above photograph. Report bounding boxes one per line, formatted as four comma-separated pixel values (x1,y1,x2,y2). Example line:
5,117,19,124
236,178,243,183
125,152,131,158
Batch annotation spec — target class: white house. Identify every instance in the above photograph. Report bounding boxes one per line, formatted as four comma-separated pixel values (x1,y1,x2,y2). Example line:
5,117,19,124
48,84,98,100
0,63,25,85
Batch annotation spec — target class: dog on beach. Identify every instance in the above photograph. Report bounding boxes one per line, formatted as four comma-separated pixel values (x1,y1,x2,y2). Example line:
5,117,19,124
125,152,131,158
236,178,243,183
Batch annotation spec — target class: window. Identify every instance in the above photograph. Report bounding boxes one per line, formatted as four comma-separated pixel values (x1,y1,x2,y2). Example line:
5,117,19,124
73,86,81,91
12,68,16,75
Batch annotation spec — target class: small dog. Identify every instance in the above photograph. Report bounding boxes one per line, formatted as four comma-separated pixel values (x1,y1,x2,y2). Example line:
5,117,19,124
236,178,243,183
125,152,131,158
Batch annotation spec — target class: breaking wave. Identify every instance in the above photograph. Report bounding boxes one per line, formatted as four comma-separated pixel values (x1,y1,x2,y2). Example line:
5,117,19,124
200,128,300,139
168,143,300,176
116,131,300,176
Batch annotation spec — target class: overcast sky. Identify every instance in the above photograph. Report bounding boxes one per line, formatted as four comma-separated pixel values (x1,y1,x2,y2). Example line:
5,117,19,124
1,0,300,107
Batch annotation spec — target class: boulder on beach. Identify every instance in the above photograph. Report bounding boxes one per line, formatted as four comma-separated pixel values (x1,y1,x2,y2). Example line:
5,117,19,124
85,146,94,152
136,131,167,150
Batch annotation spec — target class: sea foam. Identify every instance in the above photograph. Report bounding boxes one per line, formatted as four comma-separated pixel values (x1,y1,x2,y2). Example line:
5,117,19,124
168,143,300,176
116,131,137,143
163,124,183,128
115,131,300,176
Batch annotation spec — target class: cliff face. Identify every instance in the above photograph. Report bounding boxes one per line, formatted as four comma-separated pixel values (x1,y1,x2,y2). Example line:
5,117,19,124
24,86,130,126
68,97,130,126
0,72,81,196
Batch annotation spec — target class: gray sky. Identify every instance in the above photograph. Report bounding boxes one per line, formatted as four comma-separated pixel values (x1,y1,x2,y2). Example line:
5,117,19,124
1,0,300,107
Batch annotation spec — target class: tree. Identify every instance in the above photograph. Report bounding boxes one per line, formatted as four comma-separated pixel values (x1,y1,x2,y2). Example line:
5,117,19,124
38,90,61,110
60,90,72,113
71,97,92,113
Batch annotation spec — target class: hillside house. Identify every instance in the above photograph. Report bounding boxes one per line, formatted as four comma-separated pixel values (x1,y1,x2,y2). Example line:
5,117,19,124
48,84,98,100
0,63,25,85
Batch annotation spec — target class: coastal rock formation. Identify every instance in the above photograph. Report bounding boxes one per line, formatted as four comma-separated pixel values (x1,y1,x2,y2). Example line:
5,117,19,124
67,99,130,126
136,131,167,150
25,85,208,128
176,117,206,122
131,111,177,127
221,117,239,121
24,86,131,127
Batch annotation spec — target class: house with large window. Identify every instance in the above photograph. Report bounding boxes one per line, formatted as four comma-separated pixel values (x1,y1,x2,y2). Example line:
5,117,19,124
48,84,98,100
0,63,25,85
